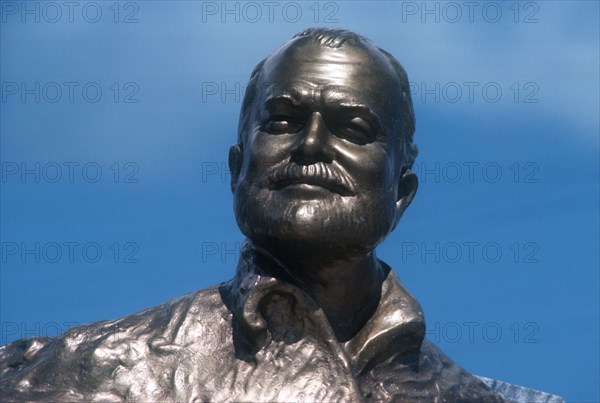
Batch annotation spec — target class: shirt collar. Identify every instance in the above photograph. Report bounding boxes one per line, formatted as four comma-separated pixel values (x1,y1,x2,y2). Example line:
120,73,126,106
222,240,425,374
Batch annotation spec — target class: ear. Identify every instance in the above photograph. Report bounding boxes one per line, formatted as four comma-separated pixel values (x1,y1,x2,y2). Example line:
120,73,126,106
228,144,243,193
393,169,418,229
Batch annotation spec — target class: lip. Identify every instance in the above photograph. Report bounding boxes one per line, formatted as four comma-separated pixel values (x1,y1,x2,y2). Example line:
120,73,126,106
269,177,355,197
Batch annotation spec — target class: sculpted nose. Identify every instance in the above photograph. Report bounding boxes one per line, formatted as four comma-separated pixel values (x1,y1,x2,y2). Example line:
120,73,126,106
290,112,335,164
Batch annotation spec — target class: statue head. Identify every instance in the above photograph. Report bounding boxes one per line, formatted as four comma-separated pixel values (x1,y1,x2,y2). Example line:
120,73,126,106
229,28,418,257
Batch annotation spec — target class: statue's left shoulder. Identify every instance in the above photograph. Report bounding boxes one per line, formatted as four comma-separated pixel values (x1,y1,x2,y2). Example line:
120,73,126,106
419,339,507,402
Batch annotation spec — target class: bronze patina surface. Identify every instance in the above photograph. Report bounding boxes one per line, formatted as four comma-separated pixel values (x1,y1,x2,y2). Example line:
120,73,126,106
1,28,560,402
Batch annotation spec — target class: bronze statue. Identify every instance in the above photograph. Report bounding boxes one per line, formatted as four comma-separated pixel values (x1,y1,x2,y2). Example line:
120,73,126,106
0,28,561,402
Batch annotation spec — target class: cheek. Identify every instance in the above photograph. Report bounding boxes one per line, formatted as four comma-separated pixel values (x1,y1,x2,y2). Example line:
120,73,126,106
239,132,294,183
350,145,397,191
247,132,295,164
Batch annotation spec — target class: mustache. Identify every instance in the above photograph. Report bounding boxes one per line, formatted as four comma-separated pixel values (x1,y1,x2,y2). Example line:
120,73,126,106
265,162,356,196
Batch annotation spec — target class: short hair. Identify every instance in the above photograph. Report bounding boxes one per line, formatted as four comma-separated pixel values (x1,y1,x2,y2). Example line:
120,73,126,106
237,28,418,170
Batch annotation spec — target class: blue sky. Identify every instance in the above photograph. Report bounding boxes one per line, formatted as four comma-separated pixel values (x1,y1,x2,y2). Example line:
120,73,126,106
1,1,598,401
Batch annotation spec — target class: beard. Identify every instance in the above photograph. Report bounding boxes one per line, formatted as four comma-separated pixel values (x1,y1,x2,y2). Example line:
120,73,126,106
234,181,397,255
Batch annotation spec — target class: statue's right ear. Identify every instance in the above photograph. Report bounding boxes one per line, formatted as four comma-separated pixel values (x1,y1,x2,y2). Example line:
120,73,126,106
228,144,243,193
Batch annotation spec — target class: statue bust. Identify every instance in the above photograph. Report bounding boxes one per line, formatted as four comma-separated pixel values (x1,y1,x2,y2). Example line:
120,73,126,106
0,28,561,402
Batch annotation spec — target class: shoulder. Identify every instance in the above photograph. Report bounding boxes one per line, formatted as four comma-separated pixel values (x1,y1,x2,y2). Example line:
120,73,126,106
0,284,232,401
419,339,506,402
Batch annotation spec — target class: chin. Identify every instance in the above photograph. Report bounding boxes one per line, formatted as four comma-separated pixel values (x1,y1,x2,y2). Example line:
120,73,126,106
234,188,396,254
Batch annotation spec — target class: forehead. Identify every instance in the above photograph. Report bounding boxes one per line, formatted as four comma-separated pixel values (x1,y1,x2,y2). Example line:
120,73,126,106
258,39,404,119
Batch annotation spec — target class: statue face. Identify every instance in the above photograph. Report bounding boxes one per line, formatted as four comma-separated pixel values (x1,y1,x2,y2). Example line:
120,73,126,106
231,38,417,254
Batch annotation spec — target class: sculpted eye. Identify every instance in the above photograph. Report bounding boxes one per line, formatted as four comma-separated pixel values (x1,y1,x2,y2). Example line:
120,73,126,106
264,116,304,134
336,117,376,145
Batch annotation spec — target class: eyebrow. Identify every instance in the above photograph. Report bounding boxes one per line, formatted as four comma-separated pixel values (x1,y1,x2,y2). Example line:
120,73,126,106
264,94,301,108
263,82,308,107
264,96,379,117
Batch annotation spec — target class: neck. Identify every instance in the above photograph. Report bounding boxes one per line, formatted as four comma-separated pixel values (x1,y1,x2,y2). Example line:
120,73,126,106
252,239,386,342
